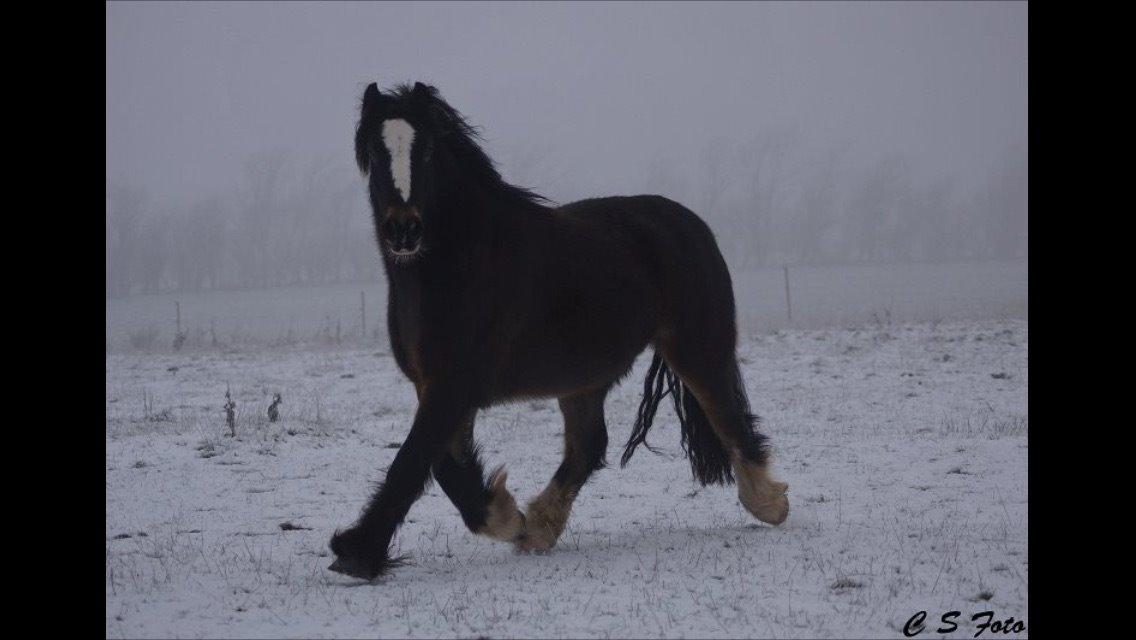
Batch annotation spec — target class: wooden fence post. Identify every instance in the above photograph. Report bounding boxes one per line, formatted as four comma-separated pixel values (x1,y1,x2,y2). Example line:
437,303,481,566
783,265,792,322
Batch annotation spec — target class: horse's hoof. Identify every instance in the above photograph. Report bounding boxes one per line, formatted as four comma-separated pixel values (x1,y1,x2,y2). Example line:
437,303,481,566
513,530,555,554
327,528,404,581
327,551,407,580
329,559,372,582
748,493,790,526
327,555,380,580
480,467,526,541
734,460,790,526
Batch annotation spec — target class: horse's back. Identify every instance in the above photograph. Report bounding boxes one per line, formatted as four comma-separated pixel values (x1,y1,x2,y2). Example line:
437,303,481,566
553,194,739,352
555,194,713,238
555,195,728,273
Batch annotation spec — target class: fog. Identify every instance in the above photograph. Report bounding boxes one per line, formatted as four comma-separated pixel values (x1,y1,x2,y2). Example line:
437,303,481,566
106,1,1027,296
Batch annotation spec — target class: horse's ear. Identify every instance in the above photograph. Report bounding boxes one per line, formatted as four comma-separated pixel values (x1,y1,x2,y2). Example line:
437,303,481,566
411,82,434,100
409,82,434,114
356,83,384,175
362,82,385,117
410,83,450,135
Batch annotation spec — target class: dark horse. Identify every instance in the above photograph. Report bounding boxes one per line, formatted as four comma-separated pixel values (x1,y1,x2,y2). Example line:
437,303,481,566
328,82,789,580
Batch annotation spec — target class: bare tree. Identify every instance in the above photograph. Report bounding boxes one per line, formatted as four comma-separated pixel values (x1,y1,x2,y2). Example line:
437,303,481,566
239,150,290,288
106,184,146,297
737,127,800,267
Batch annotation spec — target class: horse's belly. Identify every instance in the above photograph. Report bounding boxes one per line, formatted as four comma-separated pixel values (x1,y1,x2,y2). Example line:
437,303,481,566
492,312,655,400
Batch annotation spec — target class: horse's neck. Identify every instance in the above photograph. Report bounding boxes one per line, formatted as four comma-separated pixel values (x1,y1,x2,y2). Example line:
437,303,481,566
382,165,538,298
383,195,492,290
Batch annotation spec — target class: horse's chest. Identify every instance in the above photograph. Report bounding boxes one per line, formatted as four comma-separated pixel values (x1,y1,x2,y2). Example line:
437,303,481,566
389,305,426,384
386,279,430,385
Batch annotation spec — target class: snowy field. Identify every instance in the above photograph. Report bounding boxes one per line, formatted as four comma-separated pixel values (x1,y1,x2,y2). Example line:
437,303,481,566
106,317,1028,638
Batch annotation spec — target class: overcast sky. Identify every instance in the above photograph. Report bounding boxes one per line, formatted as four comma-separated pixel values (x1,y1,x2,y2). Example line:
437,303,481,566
105,1,1027,206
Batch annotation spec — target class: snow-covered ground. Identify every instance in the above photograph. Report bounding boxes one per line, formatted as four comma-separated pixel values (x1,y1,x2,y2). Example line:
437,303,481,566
106,318,1027,638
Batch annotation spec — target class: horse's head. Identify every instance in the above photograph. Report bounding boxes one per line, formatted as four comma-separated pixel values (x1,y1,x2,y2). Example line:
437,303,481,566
355,81,549,263
354,82,443,261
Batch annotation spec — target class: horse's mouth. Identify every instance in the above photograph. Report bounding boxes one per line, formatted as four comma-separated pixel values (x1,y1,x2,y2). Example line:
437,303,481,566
386,243,423,262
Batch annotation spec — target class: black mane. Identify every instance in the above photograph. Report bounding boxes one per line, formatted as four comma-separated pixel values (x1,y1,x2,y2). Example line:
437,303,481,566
385,82,553,210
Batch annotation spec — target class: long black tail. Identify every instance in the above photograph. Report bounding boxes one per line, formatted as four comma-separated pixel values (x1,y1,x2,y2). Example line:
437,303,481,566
620,352,766,485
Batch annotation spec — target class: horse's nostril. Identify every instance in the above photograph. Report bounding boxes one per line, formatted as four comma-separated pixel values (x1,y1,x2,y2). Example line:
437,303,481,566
382,215,422,253
406,218,422,241
380,217,397,239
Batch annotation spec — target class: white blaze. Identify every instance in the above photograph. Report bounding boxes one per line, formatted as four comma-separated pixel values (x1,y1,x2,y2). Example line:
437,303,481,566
381,119,415,201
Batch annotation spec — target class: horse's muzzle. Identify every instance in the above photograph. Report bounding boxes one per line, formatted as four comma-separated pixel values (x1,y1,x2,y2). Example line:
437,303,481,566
381,206,423,256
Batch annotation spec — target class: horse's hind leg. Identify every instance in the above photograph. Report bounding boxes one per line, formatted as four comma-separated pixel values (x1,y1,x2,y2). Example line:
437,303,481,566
687,368,788,524
661,341,789,525
516,386,610,553
432,416,526,543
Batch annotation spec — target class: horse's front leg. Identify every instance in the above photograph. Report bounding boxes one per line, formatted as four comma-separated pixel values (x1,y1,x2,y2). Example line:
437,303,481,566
328,382,474,580
432,418,526,543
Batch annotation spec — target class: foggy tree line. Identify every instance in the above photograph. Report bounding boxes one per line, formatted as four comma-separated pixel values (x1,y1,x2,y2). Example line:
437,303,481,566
105,137,1026,298
644,131,1027,269
106,153,381,297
